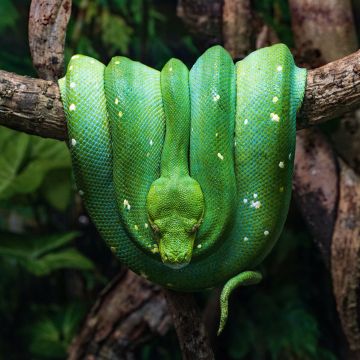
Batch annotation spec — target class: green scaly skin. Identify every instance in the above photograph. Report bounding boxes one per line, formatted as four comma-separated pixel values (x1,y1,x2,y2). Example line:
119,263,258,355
58,44,307,333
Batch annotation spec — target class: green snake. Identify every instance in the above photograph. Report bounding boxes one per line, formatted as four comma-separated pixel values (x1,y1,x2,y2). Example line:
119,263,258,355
59,44,306,333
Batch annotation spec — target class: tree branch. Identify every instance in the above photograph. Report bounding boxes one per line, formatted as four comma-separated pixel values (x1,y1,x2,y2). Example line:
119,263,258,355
1,50,360,140
68,270,172,359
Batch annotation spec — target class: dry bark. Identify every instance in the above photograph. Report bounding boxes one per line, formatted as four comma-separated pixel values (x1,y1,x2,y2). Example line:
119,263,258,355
1,50,360,141
289,0,360,356
331,161,360,357
29,0,72,80
222,0,252,59
289,0,358,63
68,270,172,359
164,290,215,360
293,128,338,266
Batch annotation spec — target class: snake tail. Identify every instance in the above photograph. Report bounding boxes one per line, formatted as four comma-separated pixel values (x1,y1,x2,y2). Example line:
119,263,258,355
218,271,263,335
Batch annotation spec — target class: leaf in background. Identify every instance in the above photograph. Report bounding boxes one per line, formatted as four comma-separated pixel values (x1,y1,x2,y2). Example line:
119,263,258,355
0,0,19,31
100,9,133,55
0,232,94,276
41,169,73,211
0,127,71,200
25,303,87,359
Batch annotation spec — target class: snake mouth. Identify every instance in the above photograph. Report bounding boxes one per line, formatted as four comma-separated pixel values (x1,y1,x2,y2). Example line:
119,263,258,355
160,250,191,270
162,261,190,270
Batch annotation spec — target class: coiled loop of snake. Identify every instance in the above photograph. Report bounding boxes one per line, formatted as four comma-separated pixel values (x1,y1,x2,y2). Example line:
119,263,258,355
59,44,306,333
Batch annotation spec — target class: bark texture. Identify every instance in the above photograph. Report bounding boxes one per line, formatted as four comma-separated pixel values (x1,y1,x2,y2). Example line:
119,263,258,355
289,0,360,356
29,0,72,80
293,128,338,265
164,290,215,360
1,50,360,141
222,0,252,59
289,0,358,63
331,161,360,356
68,270,172,359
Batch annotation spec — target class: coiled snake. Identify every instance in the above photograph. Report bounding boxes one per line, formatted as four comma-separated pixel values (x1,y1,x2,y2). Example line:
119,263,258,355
59,44,307,333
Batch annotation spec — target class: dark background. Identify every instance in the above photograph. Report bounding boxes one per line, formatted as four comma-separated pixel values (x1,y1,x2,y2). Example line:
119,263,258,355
0,0,359,359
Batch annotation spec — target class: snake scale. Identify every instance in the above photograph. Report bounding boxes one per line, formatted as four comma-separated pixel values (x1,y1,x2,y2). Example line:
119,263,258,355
59,44,307,333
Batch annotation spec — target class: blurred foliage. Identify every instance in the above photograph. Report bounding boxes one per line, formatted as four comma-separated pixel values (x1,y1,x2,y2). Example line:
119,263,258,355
0,0,344,359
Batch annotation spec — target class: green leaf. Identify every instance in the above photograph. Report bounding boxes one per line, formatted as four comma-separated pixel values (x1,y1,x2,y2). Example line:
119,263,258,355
25,303,87,359
22,248,94,276
0,0,19,31
41,169,73,211
0,232,94,275
0,127,71,199
100,9,133,55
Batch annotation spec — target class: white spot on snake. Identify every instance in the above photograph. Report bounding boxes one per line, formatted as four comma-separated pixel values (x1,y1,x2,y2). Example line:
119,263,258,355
110,246,117,253
69,103,76,111
149,139,154,146
272,96,279,103
90,60,95,64
134,224,139,230
115,60,120,64
169,66,173,72
69,65,73,71
191,127,194,132
78,190,84,196
217,152,224,160
288,152,292,160
115,98,119,105
118,111,123,117
253,193,258,198
243,237,249,241
215,133,218,137
277,65,283,72
243,198,248,204
234,140,237,146
144,223,149,229
70,82,76,88
72,55,80,59
71,138,76,146
166,283,174,287
151,245,159,254
279,186,284,192
197,244,202,249
146,152,150,157
244,119,249,125
213,94,220,101
251,200,261,209
123,199,131,211
270,113,280,122
264,230,269,236
279,161,285,168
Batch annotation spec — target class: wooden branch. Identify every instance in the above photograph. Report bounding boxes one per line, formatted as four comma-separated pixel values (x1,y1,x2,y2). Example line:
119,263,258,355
297,50,360,129
68,270,172,359
164,290,215,360
0,70,66,140
29,0,72,80
1,50,360,140
222,0,252,59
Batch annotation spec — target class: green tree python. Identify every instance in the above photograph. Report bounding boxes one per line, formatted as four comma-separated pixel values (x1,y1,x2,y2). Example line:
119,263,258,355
59,44,307,333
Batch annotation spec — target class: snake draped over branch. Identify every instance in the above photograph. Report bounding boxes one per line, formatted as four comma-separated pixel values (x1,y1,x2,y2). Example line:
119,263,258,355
59,44,307,333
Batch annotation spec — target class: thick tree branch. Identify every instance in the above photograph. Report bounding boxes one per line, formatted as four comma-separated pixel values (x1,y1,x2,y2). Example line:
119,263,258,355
68,270,172,359
164,290,215,360
29,0,72,80
1,50,360,140
0,70,66,140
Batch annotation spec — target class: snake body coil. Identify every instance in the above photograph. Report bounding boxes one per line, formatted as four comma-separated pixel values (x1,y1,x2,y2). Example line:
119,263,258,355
59,44,306,332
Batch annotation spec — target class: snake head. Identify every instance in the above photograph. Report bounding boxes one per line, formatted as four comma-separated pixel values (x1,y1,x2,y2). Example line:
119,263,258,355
146,175,204,268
